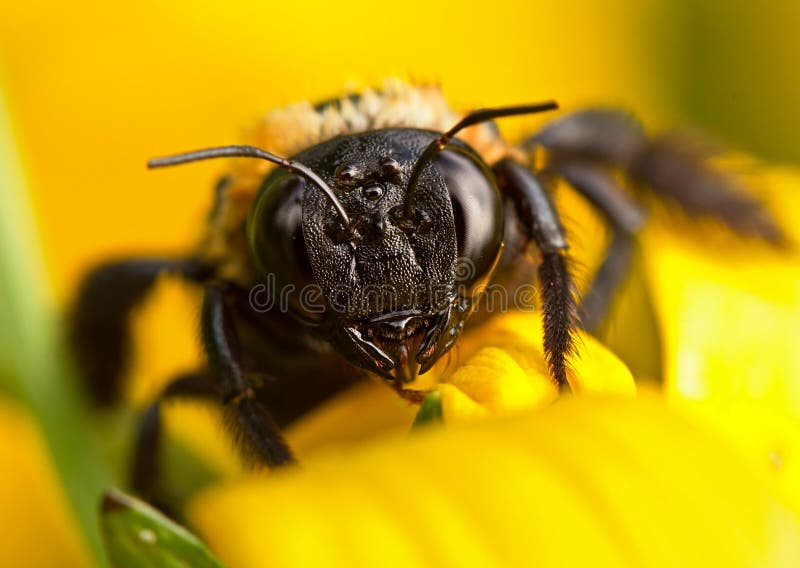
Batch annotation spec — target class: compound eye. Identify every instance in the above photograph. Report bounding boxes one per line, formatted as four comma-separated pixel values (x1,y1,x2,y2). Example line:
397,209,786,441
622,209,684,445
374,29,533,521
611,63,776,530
363,184,384,201
434,149,504,289
248,171,323,323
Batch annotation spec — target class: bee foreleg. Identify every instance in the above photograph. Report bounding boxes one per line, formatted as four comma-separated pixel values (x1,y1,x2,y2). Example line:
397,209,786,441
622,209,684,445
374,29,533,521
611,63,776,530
202,282,294,468
493,159,577,391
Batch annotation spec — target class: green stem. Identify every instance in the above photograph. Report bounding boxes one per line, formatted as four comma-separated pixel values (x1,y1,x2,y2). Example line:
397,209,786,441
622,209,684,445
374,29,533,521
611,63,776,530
0,85,113,566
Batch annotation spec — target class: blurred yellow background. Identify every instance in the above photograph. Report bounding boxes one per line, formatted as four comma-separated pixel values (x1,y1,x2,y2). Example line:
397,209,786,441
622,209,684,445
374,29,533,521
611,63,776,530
1,0,662,302
3,0,799,302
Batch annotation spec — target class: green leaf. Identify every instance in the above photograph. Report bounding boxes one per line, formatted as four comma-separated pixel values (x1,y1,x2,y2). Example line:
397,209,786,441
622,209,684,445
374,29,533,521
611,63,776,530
412,390,443,429
101,489,225,568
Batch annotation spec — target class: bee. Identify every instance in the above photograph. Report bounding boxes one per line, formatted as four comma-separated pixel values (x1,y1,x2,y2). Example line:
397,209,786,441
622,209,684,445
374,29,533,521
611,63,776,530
71,80,781,500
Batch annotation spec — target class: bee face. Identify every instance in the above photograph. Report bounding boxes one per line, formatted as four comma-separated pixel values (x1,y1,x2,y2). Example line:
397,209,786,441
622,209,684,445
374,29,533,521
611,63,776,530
248,128,505,382
300,130,458,321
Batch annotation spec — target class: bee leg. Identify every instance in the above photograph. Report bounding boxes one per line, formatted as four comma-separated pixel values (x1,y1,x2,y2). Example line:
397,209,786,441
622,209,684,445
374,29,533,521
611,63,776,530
202,282,294,467
70,257,213,405
522,108,646,166
527,108,783,243
553,161,647,332
627,134,783,243
131,370,215,505
493,159,577,391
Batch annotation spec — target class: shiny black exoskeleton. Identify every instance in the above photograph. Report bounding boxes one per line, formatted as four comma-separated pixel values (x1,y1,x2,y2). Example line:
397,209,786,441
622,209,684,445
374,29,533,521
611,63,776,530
251,130,506,385
70,92,782,503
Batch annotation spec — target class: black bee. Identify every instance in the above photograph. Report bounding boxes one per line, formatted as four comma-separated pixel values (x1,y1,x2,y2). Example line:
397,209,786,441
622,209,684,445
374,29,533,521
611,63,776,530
71,80,781,500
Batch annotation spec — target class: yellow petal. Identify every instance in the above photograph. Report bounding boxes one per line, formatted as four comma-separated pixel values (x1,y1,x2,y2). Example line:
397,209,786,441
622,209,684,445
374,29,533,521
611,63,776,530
285,381,419,460
671,396,800,511
438,383,491,423
431,311,634,421
188,395,800,568
444,346,553,415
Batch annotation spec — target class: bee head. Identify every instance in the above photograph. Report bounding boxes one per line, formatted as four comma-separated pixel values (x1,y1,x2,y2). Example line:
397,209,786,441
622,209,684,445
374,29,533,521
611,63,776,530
148,101,556,385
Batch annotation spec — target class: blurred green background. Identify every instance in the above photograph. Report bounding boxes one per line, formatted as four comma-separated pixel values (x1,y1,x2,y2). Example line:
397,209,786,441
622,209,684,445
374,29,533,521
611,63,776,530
659,0,800,164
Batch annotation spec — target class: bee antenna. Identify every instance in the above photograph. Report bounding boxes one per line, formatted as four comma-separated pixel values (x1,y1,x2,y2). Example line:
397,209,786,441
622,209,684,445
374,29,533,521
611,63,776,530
148,145,352,228
402,102,559,222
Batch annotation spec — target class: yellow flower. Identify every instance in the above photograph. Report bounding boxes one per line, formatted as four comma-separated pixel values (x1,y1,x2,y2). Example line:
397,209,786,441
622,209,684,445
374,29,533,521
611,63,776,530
187,395,800,568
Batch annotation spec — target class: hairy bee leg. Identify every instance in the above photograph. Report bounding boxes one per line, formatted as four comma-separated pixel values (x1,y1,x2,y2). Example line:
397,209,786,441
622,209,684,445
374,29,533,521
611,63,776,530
522,108,646,165
526,108,783,243
131,371,215,502
554,161,646,332
578,232,635,332
493,159,577,391
627,135,784,243
71,257,213,404
202,283,294,467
